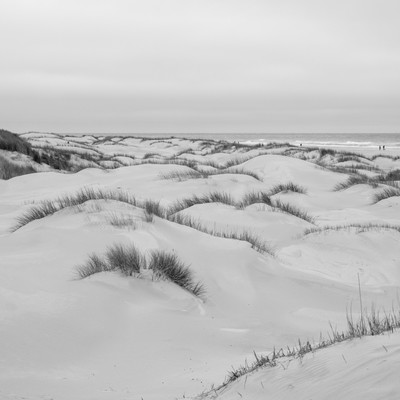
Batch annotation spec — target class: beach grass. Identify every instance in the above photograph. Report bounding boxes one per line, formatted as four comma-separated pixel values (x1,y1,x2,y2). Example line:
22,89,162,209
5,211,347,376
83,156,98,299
77,244,204,297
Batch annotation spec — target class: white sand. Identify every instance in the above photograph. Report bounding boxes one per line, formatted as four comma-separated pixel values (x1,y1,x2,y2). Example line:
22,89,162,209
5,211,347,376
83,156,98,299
1,134,399,399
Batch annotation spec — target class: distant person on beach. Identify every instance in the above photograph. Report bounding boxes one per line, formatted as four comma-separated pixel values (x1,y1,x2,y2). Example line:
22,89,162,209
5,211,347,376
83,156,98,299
379,145,381,150
383,145,386,150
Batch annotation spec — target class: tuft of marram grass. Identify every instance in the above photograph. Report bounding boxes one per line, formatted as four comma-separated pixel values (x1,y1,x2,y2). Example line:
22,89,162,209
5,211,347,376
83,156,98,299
106,244,143,276
12,187,139,231
168,191,235,214
271,199,315,224
159,170,203,181
373,187,400,203
77,244,145,279
220,167,262,181
168,213,274,256
13,200,59,230
76,244,204,297
303,223,400,236
334,175,379,191
160,167,262,182
76,253,112,279
142,152,161,159
106,213,138,229
383,169,400,181
269,182,307,195
149,250,205,297
239,191,271,208
142,199,166,218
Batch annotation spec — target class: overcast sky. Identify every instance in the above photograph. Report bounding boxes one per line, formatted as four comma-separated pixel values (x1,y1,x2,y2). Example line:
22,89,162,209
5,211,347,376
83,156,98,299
1,0,399,134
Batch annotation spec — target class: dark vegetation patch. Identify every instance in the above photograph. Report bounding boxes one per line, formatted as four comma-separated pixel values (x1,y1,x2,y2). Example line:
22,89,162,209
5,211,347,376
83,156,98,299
239,191,271,208
0,154,36,179
269,182,307,195
373,187,400,203
77,244,204,297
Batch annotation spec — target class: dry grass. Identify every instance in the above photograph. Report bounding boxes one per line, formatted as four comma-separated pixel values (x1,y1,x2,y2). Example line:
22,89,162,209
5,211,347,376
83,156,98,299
168,213,274,255
303,223,400,236
168,191,235,214
160,167,262,181
334,175,379,190
106,213,138,229
269,182,307,195
77,244,204,297
0,154,36,179
239,191,271,208
149,250,205,297
106,244,143,276
271,199,315,224
12,187,139,231
373,187,400,203
76,254,112,278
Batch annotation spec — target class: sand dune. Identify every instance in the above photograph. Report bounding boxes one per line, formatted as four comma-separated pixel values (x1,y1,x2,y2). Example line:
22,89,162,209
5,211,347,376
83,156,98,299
1,133,400,399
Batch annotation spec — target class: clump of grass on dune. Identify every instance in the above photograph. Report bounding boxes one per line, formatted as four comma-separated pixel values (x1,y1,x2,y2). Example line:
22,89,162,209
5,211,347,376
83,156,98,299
303,223,400,236
77,244,204,297
207,191,235,204
12,187,139,231
57,187,138,208
0,154,36,179
207,306,400,394
0,129,33,154
371,154,400,161
168,213,274,255
372,171,400,188
334,174,379,191
168,191,235,214
239,191,271,208
197,154,264,170
13,187,169,231
373,187,400,203
76,254,112,278
159,170,204,181
142,152,161,159
315,162,360,176
133,157,197,169
149,250,205,297
336,154,363,163
159,167,262,182
271,199,315,224
222,156,256,169
168,191,313,224
106,244,143,276
221,167,262,181
13,200,60,230
142,199,166,219
344,164,381,173
269,182,307,195
106,213,138,229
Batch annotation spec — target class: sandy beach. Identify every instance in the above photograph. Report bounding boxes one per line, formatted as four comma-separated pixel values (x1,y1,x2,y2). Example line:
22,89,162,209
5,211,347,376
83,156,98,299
1,132,400,399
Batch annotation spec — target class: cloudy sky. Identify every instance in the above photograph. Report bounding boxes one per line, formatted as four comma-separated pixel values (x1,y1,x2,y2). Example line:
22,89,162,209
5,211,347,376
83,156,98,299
1,0,399,134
